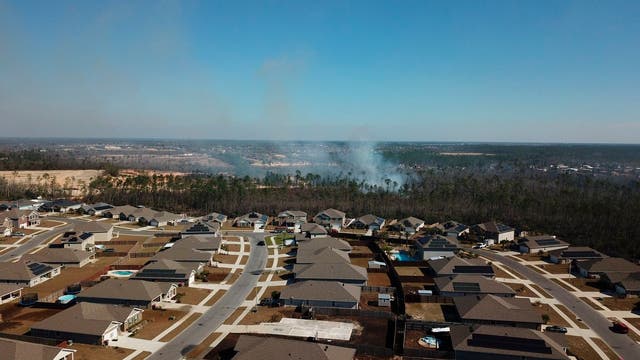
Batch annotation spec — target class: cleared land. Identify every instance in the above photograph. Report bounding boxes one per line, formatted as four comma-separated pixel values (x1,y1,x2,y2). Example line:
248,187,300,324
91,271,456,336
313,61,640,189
405,303,446,321
239,307,296,325
0,170,102,187
367,272,392,286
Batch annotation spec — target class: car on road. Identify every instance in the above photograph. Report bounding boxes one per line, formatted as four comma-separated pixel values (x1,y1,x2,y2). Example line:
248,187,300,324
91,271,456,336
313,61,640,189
472,243,487,249
12,232,26,237
612,321,629,334
257,240,265,246
545,325,568,333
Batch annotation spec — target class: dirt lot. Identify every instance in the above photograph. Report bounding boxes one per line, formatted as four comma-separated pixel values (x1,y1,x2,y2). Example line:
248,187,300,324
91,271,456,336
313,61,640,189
566,336,601,360
534,303,571,327
204,290,227,306
601,297,639,311
177,287,212,305
405,303,446,321
203,266,231,282
133,309,188,340
350,257,371,267
28,257,115,299
239,306,296,325
556,304,589,329
351,245,373,255
159,312,202,342
0,169,101,187
368,272,392,286
215,254,239,264
503,282,537,297
395,267,427,277
67,343,133,360
0,305,62,334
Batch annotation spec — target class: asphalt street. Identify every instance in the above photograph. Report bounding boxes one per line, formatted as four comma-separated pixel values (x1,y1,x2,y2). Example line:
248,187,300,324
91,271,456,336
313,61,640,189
0,224,72,262
147,231,268,360
475,249,640,359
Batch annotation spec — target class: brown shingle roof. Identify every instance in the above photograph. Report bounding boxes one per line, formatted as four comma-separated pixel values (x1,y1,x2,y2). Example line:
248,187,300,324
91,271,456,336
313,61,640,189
74,220,113,233
293,263,367,283
296,247,351,264
31,302,138,336
232,335,356,360
0,338,73,360
281,280,361,303
23,248,92,265
579,257,640,273
297,237,352,252
77,279,165,302
434,275,515,296
0,261,59,282
454,294,542,324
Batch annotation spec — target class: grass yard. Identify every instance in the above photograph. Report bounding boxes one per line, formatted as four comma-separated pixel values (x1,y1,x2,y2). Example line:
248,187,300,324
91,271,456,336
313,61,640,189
551,278,577,291
556,304,589,329
601,297,639,311
239,306,296,325
580,297,605,310
395,266,426,277
129,351,152,360
159,312,202,342
133,309,188,340
564,278,607,292
492,266,515,279
204,290,227,306
539,263,571,274
215,254,239,264
67,343,133,360
176,287,212,305
223,307,246,325
39,219,66,228
503,282,537,297
203,266,231,282
185,332,223,359
566,336,601,360
530,284,553,298
535,303,571,327
590,337,619,360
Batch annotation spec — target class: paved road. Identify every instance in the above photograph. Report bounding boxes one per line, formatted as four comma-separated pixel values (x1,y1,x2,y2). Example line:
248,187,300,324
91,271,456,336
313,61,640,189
0,224,72,262
148,231,268,360
475,249,640,359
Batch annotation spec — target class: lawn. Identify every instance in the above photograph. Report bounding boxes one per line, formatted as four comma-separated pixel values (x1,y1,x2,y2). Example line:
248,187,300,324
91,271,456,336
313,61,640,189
492,266,515,279
550,278,576,291
580,297,605,310
529,284,553,298
503,282,537,297
272,233,294,245
159,312,202,342
564,278,607,292
601,297,639,311
395,266,426,277
204,290,227,306
185,332,223,359
591,337,619,360
39,219,66,228
556,304,589,329
534,303,571,327
133,309,188,340
202,266,231,282
215,254,239,264
566,336,602,360
176,287,212,305
239,306,296,325
67,343,133,360
223,307,247,325
129,351,152,360
539,263,571,274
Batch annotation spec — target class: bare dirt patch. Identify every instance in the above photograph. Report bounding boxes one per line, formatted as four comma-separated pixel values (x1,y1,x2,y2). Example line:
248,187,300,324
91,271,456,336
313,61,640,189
204,290,227,306
503,282,537,297
239,307,296,325
591,337,619,360
223,307,246,325
67,343,133,360
530,284,553,298
159,312,202,342
367,272,392,287
395,266,426,277
539,263,571,274
534,303,571,327
405,303,446,321
0,305,62,335
133,309,188,340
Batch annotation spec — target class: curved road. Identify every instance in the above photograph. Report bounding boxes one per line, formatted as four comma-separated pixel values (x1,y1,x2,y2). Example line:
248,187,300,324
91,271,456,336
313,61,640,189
0,224,72,262
148,231,268,360
475,249,640,359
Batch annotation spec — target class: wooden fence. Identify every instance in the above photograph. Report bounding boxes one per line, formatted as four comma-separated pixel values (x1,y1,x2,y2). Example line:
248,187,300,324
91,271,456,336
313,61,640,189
362,285,396,294
96,240,138,246
311,306,396,319
405,294,453,304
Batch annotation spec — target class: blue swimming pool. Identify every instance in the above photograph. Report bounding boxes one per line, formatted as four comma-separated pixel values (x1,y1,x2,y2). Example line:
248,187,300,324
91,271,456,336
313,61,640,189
393,250,422,262
113,270,135,276
57,294,76,304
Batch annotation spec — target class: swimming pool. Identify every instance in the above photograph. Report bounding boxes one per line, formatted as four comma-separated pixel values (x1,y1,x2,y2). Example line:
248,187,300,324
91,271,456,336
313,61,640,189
57,294,76,304
392,250,422,262
107,269,138,278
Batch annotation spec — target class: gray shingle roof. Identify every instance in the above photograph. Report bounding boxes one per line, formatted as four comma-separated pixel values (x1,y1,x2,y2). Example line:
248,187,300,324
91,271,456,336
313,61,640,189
281,280,361,303
232,335,356,360
31,302,139,336
77,279,165,302
454,294,542,324
293,263,367,282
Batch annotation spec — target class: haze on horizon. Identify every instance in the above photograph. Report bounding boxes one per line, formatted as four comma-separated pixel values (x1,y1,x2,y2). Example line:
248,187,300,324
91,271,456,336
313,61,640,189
1,1,639,144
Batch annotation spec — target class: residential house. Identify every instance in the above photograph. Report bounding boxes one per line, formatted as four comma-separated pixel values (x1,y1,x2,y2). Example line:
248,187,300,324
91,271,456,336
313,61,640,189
414,234,459,260
349,214,385,232
1,198,47,211
313,208,346,231
0,261,62,287
548,247,605,264
0,217,12,236
518,235,569,254
434,274,516,297
102,205,139,219
106,205,181,227
604,272,640,296
231,335,356,360
280,280,361,309
132,259,201,286
30,302,143,345
297,237,352,253
181,221,220,237
39,199,83,213
296,246,351,265
293,262,368,286
453,294,543,329
0,338,75,360
202,212,228,224
152,235,221,266
388,216,425,235
80,202,114,216
473,221,515,245
0,209,40,228
450,324,569,360
0,283,23,305
441,221,470,238
276,210,308,228
59,231,95,251
428,256,495,278
234,212,269,230
23,248,95,268
76,278,176,307
575,257,639,279
74,221,114,242
299,223,328,239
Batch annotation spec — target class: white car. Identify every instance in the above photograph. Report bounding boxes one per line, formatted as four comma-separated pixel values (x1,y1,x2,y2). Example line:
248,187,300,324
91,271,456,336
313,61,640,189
472,243,487,249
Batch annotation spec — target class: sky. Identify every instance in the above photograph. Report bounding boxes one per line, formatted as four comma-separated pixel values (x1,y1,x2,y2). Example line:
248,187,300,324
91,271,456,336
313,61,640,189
1,0,639,143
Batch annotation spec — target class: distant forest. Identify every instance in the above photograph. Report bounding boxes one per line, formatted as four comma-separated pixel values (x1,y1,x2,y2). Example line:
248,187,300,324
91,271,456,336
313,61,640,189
0,148,639,260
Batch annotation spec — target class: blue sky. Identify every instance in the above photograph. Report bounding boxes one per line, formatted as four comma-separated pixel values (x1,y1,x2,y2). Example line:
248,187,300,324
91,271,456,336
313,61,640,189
1,0,639,143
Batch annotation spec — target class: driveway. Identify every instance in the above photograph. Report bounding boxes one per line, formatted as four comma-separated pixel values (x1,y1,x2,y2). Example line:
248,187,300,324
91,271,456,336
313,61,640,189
147,232,268,360
475,249,640,359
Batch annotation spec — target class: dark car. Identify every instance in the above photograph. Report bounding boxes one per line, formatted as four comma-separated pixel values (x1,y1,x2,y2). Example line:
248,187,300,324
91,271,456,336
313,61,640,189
257,240,266,246
612,321,629,334
545,325,568,333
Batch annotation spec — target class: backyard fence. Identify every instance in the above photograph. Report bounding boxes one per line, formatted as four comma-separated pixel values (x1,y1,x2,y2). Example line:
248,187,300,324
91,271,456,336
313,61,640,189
362,286,396,294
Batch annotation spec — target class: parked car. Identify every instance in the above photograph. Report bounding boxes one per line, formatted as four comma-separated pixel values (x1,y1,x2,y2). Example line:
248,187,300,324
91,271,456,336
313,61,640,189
257,240,266,246
612,321,629,334
12,232,26,237
545,325,568,333
472,243,486,249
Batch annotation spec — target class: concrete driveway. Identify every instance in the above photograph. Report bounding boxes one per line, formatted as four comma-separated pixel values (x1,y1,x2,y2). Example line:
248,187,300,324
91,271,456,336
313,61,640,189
475,249,640,359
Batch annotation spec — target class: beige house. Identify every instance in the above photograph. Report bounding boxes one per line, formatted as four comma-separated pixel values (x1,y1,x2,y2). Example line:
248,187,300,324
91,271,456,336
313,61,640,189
0,261,62,287
0,338,75,360
74,221,114,242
